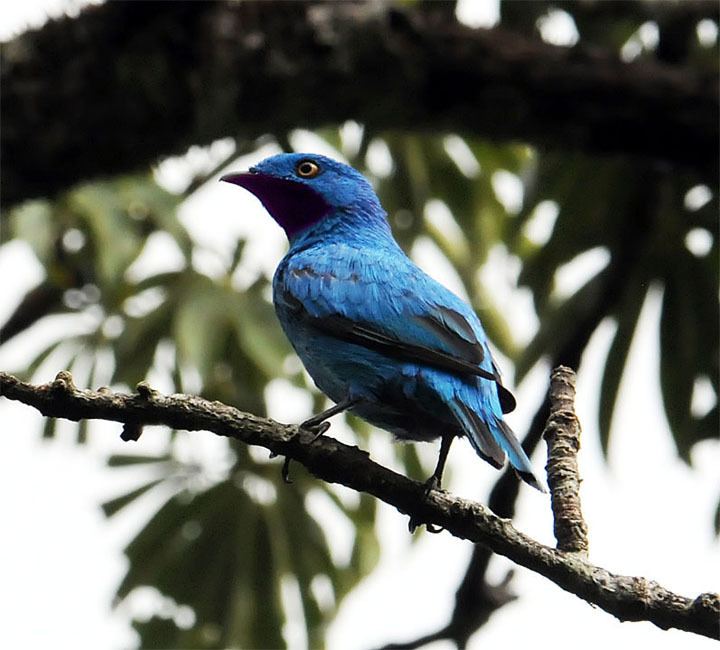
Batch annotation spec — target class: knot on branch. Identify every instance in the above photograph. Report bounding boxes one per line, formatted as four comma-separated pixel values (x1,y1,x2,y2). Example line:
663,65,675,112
691,592,720,619
51,370,76,393
119,381,160,441
544,366,589,556
135,381,158,400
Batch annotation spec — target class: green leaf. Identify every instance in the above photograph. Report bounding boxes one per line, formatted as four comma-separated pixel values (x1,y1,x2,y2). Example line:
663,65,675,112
514,155,633,312
6,200,55,261
112,295,175,386
660,261,699,461
342,493,380,585
117,470,364,650
691,405,719,450
76,418,89,444
598,279,648,456
393,443,427,483
21,339,72,381
173,277,236,384
470,284,519,359
42,414,57,439
107,453,172,467
515,269,608,382
232,281,290,378
102,478,166,517
133,616,188,650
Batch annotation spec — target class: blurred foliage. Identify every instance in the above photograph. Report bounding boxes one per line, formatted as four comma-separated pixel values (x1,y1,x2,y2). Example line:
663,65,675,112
104,452,378,649
0,1,718,648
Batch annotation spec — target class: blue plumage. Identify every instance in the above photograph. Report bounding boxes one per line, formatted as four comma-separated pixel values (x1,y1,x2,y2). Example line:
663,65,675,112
221,153,544,492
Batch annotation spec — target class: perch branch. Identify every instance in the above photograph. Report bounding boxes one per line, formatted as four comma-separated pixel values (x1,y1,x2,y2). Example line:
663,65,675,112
0,370,718,639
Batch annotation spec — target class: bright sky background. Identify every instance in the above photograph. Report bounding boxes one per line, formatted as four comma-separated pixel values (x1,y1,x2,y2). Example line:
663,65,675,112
1,2,718,650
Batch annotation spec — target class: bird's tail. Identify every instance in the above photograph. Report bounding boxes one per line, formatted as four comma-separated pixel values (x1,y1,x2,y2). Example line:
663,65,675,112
450,399,546,493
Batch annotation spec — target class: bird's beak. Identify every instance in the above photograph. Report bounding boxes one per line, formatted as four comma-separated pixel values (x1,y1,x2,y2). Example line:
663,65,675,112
219,169,258,187
220,168,292,195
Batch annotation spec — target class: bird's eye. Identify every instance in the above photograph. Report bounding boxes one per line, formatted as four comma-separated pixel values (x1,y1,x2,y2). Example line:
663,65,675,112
296,160,320,178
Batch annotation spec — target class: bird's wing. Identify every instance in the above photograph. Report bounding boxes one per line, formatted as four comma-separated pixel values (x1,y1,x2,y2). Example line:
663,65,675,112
277,245,516,413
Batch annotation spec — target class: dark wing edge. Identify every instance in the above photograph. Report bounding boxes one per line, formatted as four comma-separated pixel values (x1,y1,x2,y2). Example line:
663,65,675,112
281,287,517,408
497,384,517,414
491,359,516,414
306,311,498,382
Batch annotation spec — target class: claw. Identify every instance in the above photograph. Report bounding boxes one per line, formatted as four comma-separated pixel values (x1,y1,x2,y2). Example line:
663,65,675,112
422,474,441,496
298,397,358,438
302,419,331,441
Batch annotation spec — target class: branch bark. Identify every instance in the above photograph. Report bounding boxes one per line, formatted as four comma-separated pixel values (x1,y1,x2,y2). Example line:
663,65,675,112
3,0,717,206
544,365,589,555
1,370,718,639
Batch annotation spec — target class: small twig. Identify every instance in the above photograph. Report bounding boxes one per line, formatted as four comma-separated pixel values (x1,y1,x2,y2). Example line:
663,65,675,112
1,370,718,639
544,366,589,556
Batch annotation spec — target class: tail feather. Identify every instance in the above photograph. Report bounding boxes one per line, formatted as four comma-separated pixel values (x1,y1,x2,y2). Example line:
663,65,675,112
451,399,546,493
452,400,505,468
492,418,547,493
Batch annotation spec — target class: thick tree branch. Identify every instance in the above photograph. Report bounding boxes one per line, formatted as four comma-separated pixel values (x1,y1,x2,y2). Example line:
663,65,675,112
1,370,718,639
3,0,717,206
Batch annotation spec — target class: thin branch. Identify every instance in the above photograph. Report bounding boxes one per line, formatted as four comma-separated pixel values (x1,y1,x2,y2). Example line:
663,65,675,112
544,366,590,555
1,370,718,639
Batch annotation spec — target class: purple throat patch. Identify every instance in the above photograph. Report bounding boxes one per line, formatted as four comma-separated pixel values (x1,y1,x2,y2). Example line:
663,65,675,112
221,172,331,238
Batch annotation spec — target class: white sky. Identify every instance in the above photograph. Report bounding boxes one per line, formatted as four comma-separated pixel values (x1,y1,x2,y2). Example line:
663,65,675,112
1,3,718,650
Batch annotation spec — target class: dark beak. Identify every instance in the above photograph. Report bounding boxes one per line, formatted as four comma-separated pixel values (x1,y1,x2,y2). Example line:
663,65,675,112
220,170,257,186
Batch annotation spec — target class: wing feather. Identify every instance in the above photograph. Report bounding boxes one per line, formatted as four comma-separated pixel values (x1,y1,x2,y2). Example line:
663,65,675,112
278,246,516,411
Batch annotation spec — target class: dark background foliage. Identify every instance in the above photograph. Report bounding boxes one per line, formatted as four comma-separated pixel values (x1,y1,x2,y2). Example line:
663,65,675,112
1,1,718,648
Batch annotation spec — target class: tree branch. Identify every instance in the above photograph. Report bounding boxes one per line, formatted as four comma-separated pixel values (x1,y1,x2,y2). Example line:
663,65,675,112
544,365,589,555
1,370,718,639
3,0,717,206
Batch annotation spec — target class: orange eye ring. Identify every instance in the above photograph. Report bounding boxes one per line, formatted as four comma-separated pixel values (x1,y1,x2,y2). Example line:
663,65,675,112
296,160,320,178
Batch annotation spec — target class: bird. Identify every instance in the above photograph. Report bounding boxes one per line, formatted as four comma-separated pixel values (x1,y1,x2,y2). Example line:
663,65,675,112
221,153,544,495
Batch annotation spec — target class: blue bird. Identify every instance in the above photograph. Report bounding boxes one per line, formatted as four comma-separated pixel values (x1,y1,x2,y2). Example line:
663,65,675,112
221,153,544,494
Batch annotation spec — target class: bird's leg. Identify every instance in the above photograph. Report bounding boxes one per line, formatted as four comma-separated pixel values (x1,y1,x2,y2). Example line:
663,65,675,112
409,434,454,534
300,396,359,441
423,433,454,494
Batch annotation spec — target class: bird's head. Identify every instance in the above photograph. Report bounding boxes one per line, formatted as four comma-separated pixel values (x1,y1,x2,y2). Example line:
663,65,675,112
221,153,382,240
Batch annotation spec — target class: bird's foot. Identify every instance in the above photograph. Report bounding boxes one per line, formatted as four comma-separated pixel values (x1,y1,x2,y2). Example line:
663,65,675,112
408,475,446,534
274,418,332,485
422,474,442,497
300,418,332,441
